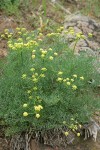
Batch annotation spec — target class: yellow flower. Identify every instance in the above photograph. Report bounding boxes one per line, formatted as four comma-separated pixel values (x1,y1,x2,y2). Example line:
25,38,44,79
32,74,35,78
12,47,16,50
27,90,31,94
73,74,77,78
33,87,38,91
47,33,52,37
72,85,77,90
36,114,40,118
34,106,40,111
81,35,85,39
4,29,9,32
29,96,32,99
41,54,45,58
71,79,74,82
66,78,69,80
39,33,43,36
8,44,13,48
17,38,23,42
16,27,20,30
64,132,69,136
32,78,38,83
18,32,22,35
60,26,64,30
63,79,67,82
41,50,47,55
7,41,12,44
57,78,63,82
66,82,71,85
49,48,52,51
30,68,35,71
63,121,66,124
79,124,82,128
23,104,28,107
74,125,78,130
34,105,43,111
23,112,28,117
70,31,74,35
21,74,27,79
26,37,31,40
41,68,47,71
80,76,84,80
54,52,58,56
68,27,73,30
57,28,61,32
88,33,93,38
32,55,35,59
76,33,81,38
70,118,74,121
49,56,53,60
38,105,43,110
8,35,12,38
77,133,80,137
32,50,36,53
58,71,63,75
40,74,45,78
21,28,26,31
64,31,68,34
40,48,43,51
35,73,38,76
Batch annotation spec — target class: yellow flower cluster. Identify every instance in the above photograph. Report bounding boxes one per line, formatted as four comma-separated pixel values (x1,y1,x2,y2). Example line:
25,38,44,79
41,67,47,71
47,32,60,37
1,29,13,39
64,131,69,136
56,73,85,90
57,26,64,33
63,119,81,138
21,74,27,79
23,103,28,107
8,40,38,50
34,105,43,119
34,105,43,111
72,85,77,90
23,112,28,117
36,114,40,118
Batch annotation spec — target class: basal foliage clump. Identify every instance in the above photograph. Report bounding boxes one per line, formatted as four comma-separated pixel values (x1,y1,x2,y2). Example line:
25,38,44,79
0,27,99,136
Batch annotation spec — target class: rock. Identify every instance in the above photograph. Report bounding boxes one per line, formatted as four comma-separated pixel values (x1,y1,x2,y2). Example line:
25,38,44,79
73,26,82,33
87,41,99,50
63,14,100,54
83,119,100,142
64,22,76,29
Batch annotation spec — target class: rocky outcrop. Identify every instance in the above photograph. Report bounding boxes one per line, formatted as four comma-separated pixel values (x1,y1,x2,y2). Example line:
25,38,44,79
63,14,100,55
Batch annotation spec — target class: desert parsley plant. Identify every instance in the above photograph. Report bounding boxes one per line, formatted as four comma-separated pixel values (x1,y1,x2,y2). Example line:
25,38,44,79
0,26,99,136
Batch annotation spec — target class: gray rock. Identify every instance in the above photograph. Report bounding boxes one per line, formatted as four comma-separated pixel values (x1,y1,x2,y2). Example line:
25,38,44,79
63,14,100,53
83,119,100,142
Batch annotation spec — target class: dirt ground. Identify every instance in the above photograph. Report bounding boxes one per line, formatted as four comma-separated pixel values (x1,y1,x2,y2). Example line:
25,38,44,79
0,132,100,150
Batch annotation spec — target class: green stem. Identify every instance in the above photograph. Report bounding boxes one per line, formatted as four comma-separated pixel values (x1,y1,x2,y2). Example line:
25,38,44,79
21,51,23,66
73,39,78,53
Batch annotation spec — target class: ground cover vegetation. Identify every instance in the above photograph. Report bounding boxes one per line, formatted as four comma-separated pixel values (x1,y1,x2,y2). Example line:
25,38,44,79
0,26,100,137
0,0,100,18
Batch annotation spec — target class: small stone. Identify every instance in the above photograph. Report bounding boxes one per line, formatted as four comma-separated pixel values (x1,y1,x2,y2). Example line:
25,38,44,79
73,26,82,33
89,25,94,30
